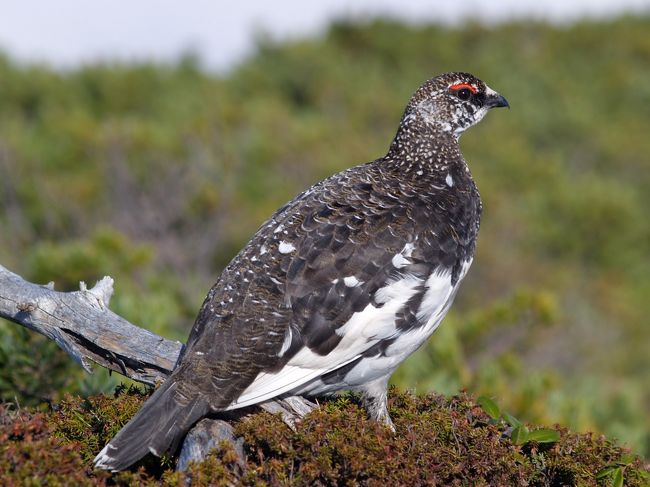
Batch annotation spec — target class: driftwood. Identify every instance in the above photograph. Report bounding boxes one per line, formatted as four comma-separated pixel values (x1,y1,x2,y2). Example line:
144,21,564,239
0,263,316,472
0,264,182,384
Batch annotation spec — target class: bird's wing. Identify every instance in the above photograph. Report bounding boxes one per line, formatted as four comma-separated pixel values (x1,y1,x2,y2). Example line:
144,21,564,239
180,167,456,410
225,180,461,407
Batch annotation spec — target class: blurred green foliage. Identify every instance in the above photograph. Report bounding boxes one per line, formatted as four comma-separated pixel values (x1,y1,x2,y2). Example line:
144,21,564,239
0,16,648,457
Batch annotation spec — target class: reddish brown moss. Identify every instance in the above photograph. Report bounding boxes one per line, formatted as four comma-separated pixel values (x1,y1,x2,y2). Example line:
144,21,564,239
238,393,529,485
0,402,108,486
48,385,149,463
1,388,648,486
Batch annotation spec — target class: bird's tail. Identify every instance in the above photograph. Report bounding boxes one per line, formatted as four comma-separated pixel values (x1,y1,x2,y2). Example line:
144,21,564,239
93,378,209,472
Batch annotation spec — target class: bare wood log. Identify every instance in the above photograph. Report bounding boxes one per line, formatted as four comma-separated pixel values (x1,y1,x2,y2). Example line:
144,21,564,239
259,396,318,430
0,264,182,385
176,418,245,473
0,263,317,471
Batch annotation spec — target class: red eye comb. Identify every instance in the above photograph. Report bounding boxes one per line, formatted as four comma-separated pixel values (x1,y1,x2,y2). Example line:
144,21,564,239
449,83,478,94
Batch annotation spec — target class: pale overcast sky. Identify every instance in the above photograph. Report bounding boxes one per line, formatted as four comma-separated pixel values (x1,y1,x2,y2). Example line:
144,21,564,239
0,0,648,71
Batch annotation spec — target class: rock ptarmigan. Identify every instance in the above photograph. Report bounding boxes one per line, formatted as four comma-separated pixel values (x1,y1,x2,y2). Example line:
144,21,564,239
95,72,509,471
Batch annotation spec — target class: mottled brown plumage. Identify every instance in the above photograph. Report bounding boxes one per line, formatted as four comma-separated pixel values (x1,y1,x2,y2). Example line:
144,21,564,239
95,72,508,471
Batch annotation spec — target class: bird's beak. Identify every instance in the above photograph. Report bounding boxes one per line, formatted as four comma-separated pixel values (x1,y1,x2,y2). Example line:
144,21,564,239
485,87,510,109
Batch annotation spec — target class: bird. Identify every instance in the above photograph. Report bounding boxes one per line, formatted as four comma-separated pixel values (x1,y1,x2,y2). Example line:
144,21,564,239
94,71,509,471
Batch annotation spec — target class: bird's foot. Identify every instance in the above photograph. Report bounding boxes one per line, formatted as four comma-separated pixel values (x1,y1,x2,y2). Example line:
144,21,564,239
368,402,396,432
361,377,395,432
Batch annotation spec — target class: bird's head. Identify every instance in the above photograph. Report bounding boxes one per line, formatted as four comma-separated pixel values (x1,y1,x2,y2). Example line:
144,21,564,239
405,72,509,138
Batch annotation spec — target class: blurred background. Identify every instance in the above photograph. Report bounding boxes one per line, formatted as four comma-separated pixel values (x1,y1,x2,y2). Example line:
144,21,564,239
0,0,648,457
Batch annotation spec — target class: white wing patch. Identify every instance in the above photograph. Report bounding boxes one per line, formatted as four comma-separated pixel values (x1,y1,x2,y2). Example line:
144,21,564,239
277,327,293,357
416,270,455,324
278,241,296,254
228,273,422,409
226,358,361,409
228,259,473,410
391,253,410,268
343,276,362,287
383,259,473,360
391,242,415,269
373,273,421,305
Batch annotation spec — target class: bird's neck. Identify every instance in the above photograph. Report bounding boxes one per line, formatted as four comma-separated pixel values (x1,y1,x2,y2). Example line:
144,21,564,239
384,114,464,176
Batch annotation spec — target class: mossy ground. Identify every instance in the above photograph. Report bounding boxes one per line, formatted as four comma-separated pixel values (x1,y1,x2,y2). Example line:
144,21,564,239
1,386,647,486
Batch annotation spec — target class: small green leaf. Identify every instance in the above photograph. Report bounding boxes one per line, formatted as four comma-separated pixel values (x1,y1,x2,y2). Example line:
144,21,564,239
618,453,635,465
476,395,500,420
612,467,624,487
511,425,529,445
595,465,617,479
527,428,560,444
503,412,522,428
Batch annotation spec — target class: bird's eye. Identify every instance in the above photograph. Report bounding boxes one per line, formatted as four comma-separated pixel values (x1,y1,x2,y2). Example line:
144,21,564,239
456,88,472,101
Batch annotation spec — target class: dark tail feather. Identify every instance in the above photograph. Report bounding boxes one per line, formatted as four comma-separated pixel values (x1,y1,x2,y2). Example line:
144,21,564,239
94,379,209,471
